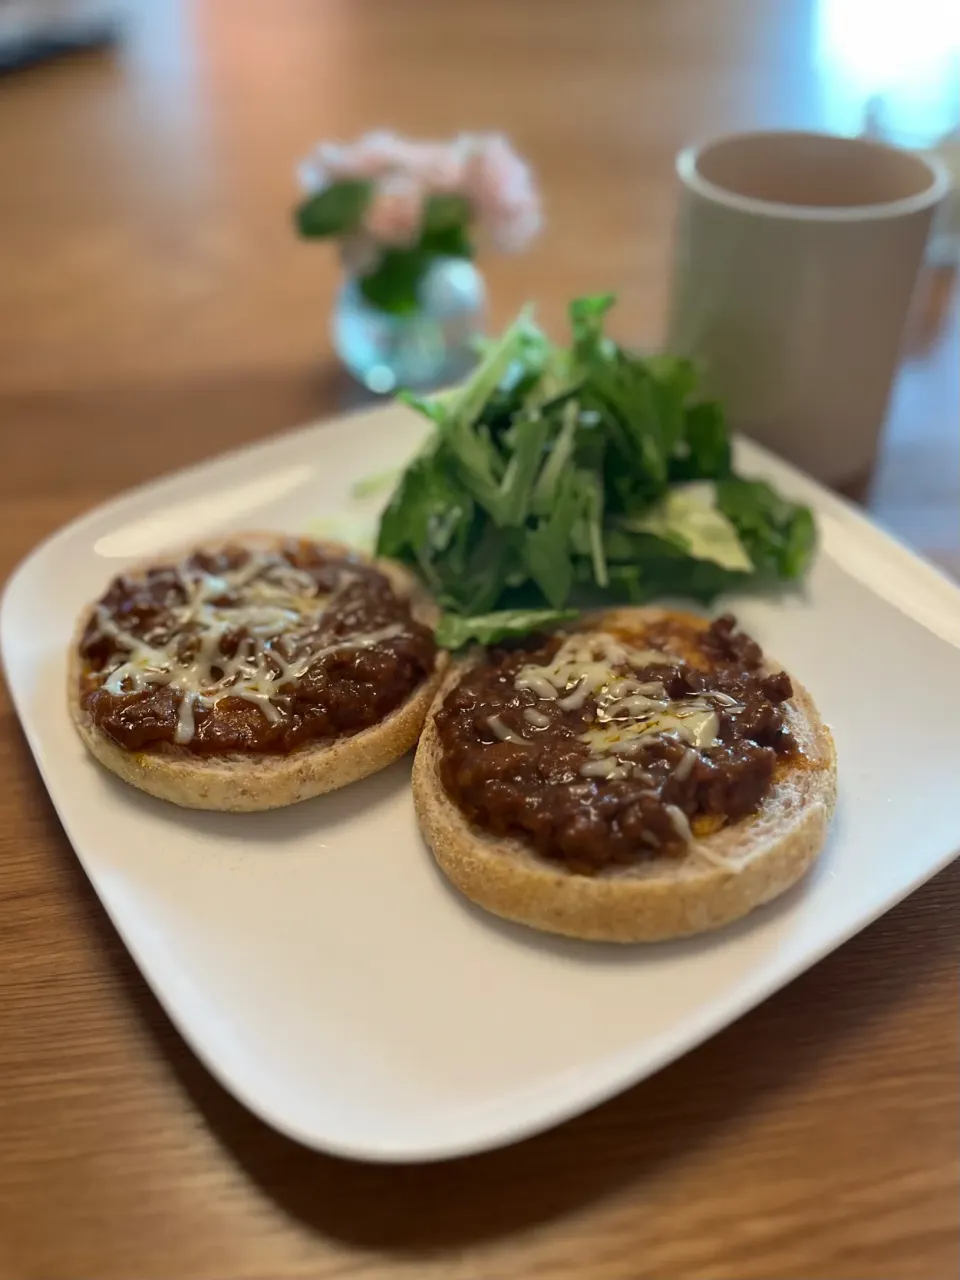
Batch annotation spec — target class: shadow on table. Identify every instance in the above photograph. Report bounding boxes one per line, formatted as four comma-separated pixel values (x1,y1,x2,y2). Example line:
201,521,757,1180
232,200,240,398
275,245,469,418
34,740,960,1257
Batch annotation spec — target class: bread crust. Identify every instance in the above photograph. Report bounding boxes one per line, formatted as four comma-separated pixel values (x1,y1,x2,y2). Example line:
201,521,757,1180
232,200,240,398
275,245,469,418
413,608,837,942
69,536,448,811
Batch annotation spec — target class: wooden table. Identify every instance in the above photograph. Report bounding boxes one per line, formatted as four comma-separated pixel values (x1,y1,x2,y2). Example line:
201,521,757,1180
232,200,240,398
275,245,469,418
1,3,958,1277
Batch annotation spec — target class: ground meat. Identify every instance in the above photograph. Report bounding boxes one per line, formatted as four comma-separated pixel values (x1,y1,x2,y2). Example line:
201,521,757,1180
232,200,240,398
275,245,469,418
434,614,797,875
79,540,437,755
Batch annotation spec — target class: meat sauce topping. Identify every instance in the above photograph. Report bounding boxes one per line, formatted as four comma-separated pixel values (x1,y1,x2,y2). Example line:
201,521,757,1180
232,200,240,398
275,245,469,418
78,540,437,755
434,615,797,874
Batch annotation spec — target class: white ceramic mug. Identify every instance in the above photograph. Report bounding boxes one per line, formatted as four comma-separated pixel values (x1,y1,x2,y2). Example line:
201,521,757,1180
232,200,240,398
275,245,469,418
667,131,949,488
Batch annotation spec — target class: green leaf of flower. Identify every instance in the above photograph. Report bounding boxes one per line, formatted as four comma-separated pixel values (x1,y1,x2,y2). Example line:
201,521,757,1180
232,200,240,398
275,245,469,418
294,181,371,238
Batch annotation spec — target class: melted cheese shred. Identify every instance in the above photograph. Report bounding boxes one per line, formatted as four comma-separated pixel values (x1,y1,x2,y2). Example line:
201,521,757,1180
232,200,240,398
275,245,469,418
89,550,406,744
514,630,727,789
516,633,675,712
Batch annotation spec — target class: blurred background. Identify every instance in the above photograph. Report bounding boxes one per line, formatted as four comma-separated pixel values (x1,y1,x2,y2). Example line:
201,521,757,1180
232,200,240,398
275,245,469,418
0,0,957,568
1,7,959,1278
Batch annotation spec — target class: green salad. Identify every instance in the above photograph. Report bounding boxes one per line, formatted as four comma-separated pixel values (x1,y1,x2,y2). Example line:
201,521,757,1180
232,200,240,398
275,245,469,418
376,294,815,649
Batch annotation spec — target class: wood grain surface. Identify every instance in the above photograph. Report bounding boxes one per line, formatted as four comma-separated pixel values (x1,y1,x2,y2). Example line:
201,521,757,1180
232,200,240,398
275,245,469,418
1,2,958,1278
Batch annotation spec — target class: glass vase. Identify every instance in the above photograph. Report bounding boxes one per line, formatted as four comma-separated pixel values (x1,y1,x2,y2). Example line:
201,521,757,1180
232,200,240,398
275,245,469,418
332,256,486,394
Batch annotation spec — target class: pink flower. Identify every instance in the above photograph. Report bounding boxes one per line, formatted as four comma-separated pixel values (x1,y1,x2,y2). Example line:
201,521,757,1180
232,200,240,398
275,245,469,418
297,130,541,253
362,173,424,247
298,131,413,192
461,134,542,252
407,140,468,193
489,199,542,252
341,131,416,179
464,134,529,201
300,133,471,197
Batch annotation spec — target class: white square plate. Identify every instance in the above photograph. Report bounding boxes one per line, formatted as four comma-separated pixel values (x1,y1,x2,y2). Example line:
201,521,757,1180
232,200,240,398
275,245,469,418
5,402,960,1163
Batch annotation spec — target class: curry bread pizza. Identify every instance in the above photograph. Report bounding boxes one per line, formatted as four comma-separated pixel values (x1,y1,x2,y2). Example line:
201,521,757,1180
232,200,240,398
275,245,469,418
414,608,836,941
70,535,446,811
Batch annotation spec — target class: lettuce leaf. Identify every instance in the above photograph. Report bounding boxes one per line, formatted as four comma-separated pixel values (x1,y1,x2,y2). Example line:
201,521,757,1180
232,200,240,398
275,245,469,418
623,482,754,573
716,478,816,579
370,293,816,644
435,608,578,651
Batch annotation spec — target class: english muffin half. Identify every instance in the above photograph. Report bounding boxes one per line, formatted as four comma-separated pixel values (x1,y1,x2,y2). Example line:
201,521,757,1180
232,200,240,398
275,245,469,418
413,608,836,941
70,534,447,811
